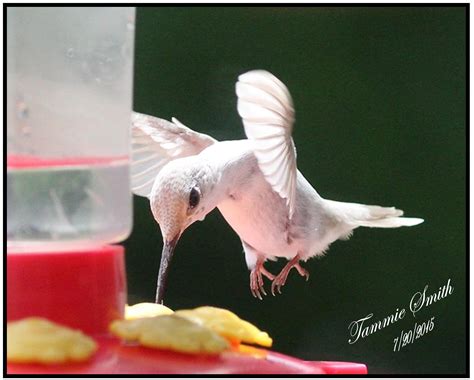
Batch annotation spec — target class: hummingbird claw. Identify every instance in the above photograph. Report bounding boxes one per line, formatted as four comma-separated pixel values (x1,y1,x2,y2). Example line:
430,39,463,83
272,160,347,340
271,271,288,295
257,270,267,296
270,255,310,295
295,263,310,281
249,260,275,299
251,287,261,300
271,280,282,296
250,274,258,299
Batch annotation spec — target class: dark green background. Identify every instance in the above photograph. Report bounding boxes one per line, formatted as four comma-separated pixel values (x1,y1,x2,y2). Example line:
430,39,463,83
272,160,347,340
125,6,466,375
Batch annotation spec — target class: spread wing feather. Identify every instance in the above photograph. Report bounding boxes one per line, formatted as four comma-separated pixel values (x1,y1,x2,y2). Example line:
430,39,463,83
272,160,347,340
131,112,216,197
236,70,298,219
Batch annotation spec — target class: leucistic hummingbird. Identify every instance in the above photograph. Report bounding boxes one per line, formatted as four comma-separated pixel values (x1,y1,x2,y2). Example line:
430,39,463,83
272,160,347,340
131,70,424,303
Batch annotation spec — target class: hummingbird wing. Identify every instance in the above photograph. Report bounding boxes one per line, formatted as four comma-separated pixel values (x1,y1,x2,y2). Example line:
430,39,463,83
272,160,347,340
131,112,217,197
236,70,297,219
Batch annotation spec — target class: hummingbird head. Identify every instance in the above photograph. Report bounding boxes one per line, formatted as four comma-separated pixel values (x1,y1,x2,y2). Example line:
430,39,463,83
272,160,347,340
149,157,218,303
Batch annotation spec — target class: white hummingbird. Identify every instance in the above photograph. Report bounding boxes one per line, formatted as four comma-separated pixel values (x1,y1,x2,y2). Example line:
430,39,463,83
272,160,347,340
131,70,424,303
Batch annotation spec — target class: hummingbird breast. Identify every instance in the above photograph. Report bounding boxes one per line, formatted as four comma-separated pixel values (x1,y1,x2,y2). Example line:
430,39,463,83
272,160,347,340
201,140,347,261
207,141,302,258
218,188,298,259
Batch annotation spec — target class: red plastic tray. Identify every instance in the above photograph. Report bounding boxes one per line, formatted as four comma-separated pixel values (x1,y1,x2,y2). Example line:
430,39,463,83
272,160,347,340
6,245,367,375
7,336,367,375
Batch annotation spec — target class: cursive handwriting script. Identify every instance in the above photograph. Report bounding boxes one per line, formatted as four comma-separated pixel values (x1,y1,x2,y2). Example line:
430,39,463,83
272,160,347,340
348,278,453,345
409,278,453,317
348,309,406,344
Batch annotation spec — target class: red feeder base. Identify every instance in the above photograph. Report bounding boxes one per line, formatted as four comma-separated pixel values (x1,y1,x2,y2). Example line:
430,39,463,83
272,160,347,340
7,245,126,334
6,245,367,375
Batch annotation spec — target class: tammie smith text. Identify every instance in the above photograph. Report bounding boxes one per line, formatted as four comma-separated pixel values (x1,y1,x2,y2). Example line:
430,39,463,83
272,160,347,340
348,278,453,345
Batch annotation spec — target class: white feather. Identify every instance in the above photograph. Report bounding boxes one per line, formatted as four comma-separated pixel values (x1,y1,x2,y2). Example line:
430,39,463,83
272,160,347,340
131,112,216,197
235,70,297,219
324,199,424,228
356,217,425,228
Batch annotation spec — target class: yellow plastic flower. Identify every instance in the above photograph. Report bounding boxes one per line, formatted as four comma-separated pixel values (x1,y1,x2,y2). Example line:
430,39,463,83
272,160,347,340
7,318,97,364
175,306,272,347
109,314,229,355
125,302,173,320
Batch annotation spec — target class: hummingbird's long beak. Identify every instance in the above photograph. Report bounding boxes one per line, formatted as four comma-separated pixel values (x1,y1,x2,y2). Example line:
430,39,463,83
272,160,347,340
155,233,180,304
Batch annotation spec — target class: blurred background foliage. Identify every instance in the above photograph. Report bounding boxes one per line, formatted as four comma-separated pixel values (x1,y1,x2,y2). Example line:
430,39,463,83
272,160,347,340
125,6,466,374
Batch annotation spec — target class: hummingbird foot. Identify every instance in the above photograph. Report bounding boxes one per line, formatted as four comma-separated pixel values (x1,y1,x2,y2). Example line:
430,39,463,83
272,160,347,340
271,255,308,295
250,261,275,300
294,263,310,281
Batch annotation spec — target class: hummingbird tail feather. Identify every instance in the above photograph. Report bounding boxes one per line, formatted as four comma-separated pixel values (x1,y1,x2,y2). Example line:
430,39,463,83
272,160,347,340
325,200,424,228
355,216,424,228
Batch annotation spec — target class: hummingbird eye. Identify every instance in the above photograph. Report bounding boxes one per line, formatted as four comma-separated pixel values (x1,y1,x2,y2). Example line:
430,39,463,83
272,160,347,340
189,187,200,209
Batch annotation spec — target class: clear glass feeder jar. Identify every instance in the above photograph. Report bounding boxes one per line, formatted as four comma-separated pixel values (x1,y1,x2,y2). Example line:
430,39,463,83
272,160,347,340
7,7,135,248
